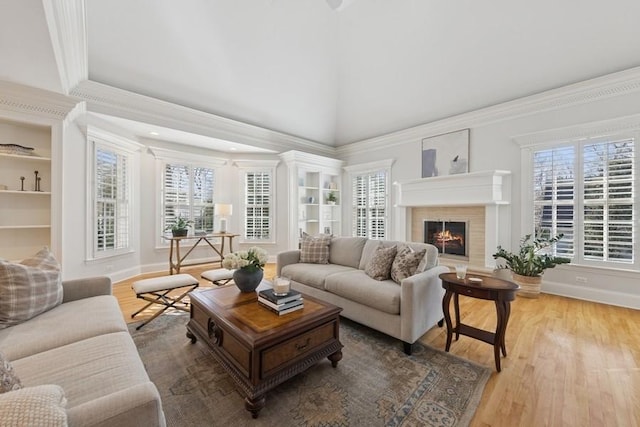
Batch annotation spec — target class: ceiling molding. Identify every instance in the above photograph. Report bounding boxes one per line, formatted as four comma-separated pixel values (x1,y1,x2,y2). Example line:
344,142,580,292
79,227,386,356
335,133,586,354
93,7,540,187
42,0,88,94
279,150,344,169
148,146,228,167
336,66,640,157
70,80,337,158
512,113,640,147
0,80,78,123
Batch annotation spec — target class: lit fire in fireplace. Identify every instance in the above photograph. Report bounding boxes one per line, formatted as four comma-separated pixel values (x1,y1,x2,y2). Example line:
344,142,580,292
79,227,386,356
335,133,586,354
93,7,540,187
434,229,464,247
424,220,467,256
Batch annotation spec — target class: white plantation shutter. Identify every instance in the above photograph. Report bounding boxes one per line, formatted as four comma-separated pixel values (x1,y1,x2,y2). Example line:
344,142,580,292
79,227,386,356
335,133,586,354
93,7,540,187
244,171,272,240
533,145,575,257
95,146,130,253
352,170,387,239
532,135,635,266
163,163,215,233
583,139,634,262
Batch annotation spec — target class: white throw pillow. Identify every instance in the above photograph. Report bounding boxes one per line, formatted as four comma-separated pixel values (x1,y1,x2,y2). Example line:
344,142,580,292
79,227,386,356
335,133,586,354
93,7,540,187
0,247,63,330
0,384,67,426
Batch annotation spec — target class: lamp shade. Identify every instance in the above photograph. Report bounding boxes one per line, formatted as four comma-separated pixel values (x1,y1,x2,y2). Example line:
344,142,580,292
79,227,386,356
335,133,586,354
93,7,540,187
215,203,233,216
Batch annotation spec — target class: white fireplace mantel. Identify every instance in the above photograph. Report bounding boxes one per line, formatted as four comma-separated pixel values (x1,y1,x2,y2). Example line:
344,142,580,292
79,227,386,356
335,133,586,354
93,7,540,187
394,170,512,268
395,170,512,207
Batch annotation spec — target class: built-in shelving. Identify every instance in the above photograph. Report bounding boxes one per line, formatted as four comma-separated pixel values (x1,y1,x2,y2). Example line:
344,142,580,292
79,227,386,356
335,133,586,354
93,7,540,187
0,119,53,260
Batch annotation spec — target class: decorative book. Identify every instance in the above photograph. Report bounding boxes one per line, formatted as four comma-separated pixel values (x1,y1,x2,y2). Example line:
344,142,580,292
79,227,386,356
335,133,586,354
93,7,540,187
259,300,304,316
258,289,302,305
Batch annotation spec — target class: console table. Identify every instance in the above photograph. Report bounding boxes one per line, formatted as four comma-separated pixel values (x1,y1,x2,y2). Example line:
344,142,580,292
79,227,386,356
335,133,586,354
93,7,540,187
439,272,519,372
163,232,239,274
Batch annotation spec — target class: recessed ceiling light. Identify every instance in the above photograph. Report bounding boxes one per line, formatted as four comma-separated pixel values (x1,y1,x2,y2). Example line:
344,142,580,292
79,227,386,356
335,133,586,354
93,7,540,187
149,131,160,136
230,147,237,151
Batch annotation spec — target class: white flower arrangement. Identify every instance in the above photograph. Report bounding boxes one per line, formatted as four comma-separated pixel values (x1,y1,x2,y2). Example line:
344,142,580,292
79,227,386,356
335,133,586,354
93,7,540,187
222,246,268,272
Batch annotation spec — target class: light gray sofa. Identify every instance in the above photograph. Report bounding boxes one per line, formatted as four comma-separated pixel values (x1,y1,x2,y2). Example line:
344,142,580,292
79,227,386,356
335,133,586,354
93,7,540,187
0,277,165,426
277,237,450,354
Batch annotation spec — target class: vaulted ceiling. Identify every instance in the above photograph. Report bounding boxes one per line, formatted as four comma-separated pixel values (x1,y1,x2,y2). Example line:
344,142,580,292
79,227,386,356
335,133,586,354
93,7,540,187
3,0,640,147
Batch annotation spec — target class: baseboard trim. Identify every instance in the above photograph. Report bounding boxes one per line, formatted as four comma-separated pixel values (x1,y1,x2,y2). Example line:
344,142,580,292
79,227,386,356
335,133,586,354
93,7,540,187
543,280,640,310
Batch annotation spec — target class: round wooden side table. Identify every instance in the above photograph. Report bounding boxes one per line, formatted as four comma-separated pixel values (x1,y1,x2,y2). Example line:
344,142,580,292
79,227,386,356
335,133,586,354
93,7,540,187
439,272,520,372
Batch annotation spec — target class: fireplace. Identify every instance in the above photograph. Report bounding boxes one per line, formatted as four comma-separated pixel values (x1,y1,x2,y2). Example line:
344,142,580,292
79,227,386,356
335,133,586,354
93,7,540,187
424,220,468,257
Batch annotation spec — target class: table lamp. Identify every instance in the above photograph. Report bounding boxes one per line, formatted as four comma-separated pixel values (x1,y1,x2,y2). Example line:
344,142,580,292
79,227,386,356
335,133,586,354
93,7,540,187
215,203,233,233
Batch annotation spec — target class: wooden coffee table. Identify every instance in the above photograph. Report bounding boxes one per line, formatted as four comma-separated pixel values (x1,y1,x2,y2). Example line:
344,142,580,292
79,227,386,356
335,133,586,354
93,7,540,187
186,284,343,418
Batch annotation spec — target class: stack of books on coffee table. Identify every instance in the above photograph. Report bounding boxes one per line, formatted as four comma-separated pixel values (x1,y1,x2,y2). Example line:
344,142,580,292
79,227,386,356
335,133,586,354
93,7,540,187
258,289,304,315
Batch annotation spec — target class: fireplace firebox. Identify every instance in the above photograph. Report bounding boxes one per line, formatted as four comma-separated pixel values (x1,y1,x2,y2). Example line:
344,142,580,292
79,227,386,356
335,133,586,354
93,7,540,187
424,220,468,257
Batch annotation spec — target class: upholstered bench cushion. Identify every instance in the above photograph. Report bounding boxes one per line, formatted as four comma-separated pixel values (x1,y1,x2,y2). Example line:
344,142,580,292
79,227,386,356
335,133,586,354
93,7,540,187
201,269,234,283
132,274,198,295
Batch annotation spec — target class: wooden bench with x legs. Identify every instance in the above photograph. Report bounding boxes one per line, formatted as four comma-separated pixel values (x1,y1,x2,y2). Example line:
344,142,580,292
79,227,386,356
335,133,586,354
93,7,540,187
131,273,199,330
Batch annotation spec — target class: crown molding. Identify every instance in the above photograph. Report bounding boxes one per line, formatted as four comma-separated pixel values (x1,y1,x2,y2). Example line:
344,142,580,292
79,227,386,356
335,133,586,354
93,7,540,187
42,0,88,94
148,146,228,167
0,80,78,123
343,158,394,174
232,159,280,169
279,149,344,169
336,66,640,157
70,80,336,157
512,112,640,147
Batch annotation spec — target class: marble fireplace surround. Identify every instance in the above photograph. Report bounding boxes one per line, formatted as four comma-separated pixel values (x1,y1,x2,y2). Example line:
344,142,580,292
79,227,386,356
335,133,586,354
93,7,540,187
395,170,512,268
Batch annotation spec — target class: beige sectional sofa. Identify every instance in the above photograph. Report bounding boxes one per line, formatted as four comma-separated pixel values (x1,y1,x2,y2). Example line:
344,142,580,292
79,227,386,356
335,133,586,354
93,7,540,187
277,237,450,354
0,277,165,426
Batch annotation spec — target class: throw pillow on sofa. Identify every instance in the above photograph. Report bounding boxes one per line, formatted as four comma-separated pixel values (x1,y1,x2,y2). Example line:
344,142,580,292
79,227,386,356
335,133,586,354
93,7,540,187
299,232,332,264
365,245,397,281
391,245,427,283
0,352,22,393
0,247,63,330
0,384,67,426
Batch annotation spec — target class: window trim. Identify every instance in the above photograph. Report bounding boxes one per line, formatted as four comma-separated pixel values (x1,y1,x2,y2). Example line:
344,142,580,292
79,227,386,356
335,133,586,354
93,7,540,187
85,127,142,261
515,118,640,270
234,159,279,244
149,147,227,248
344,159,394,240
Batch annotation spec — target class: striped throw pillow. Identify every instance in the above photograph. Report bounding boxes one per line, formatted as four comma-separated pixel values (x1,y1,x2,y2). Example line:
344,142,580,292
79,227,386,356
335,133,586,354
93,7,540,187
0,247,63,330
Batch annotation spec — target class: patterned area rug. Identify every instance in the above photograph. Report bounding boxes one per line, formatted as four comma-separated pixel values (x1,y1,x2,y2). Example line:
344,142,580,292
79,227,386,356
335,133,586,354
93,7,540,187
129,313,490,427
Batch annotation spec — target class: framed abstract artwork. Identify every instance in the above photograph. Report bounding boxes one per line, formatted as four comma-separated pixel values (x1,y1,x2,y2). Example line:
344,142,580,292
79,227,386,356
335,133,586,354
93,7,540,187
421,129,470,178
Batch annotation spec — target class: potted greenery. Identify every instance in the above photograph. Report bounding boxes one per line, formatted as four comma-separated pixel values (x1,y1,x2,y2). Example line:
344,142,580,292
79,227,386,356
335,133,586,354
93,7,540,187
165,216,193,237
326,191,337,205
492,234,571,298
222,246,269,292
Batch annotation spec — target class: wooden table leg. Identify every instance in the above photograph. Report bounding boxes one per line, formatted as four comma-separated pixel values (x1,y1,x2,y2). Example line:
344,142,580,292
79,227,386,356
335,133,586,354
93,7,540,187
454,292,461,341
442,290,454,352
168,240,175,275
501,300,511,357
245,395,266,419
175,240,181,274
493,299,507,372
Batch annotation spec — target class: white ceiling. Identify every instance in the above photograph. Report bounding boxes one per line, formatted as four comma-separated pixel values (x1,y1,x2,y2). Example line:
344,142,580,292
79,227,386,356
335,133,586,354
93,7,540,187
3,0,640,149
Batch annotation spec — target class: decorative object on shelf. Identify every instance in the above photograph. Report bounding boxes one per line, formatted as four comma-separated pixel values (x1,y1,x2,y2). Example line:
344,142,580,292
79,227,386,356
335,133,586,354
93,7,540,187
0,184,6,191
421,129,469,178
307,196,315,204
329,181,338,190
36,177,41,192
20,176,25,191
33,170,39,191
165,215,193,237
222,246,268,292
492,234,571,298
0,143,35,156
214,203,233,233
326,191,337,205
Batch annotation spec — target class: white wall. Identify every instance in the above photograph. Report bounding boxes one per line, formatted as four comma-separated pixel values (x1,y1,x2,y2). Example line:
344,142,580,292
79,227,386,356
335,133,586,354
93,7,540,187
337,76,640,309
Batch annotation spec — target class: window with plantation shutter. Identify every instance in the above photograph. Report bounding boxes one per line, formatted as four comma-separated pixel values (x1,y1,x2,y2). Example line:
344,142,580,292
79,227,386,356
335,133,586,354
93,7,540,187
244,171,272,241
352,170,388,239
532,135,635,267
162,163,215,234
92,143,132,257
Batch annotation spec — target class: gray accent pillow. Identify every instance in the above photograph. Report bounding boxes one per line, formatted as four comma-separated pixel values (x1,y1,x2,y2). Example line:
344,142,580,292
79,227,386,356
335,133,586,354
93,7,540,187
0,247,63,330
329,237,367,268
364,245,397,281
299,232,332,264
391,245,427,283
0,351,22,393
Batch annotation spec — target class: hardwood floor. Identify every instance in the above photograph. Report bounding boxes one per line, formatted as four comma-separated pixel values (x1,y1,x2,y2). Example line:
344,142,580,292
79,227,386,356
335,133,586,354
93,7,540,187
114,265,640,427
